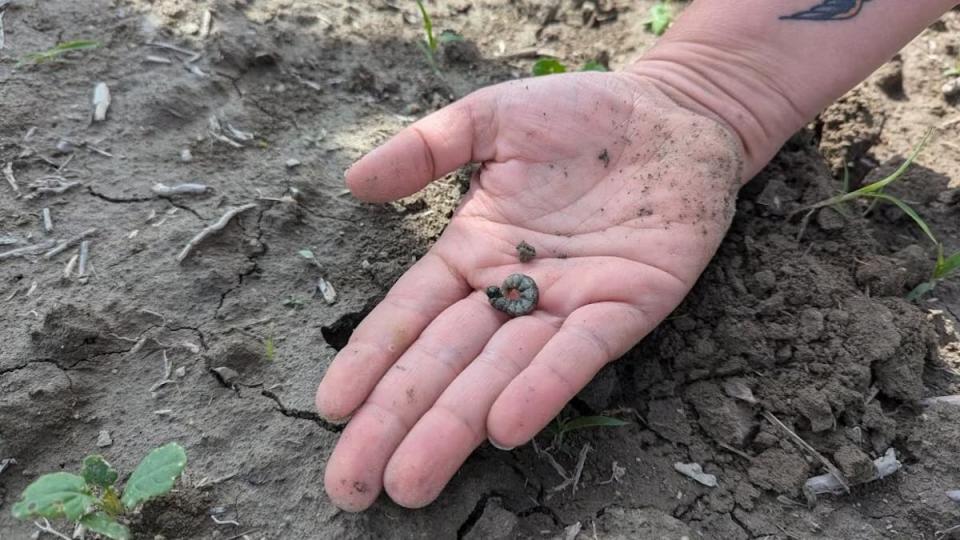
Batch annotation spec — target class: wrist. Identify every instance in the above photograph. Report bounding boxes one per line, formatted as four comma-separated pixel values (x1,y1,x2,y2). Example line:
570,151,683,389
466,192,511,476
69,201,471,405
625,41,807,182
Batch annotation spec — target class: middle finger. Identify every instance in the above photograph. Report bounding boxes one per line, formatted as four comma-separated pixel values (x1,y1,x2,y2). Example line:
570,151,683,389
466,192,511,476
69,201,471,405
323,291,503,511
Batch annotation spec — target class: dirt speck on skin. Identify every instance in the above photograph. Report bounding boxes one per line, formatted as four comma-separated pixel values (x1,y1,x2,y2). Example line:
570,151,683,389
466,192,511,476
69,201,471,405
1,1,959,539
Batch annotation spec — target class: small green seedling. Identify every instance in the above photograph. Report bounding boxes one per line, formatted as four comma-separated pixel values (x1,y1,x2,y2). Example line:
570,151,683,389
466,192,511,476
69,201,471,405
945,61,960,78
547,414,630,449
646,0,673,36
414,1,463,73
12,443,187,540
17,39,100,67
907,245,960,300
792,129,933,242
532,58,609,77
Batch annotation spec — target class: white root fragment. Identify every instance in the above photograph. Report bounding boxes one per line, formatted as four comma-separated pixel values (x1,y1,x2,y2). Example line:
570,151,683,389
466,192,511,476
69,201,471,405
62,253,77,278
200,9,213,38
920,395,960,407
150,350,175,393
674,462,718,487
152,182,210,196
77,240,90,276
145,55,172,64
804,448,901,496
317,277,337,304
43,228,98,259
0,240,57,261
41,207,53,233
92,82,111,122
24,176,82,199
3,161,19,195
176,203,257,263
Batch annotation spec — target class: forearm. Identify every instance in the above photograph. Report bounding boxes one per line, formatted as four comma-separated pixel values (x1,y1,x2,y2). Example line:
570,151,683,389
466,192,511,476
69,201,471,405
628,0,957,180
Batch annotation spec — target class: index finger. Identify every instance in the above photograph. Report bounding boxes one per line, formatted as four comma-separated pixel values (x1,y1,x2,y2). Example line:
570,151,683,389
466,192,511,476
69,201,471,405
345,88,499,203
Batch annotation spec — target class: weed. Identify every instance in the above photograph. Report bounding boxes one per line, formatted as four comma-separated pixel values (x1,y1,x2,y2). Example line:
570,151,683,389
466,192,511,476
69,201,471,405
532,58,609,77
792,129,933,243
945,61,960,78
12,443,187,540
546,414,629,449
17,40,100,67
414,1,462,73
646,0,673,36
792,129,959,299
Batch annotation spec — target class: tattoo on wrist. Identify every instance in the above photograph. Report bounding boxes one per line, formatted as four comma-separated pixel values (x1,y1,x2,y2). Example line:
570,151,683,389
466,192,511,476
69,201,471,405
781,0,871,21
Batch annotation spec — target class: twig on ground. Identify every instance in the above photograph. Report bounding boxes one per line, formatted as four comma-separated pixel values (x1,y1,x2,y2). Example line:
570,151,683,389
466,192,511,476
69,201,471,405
42,207,53,233
63,252,78,277
551,443,591,493
43,227,98,259
763,410,850,493
77,240,90,276
812,449,896,497
211,516,241,527
176,203,257,263
3,161,19,195
150,350,175,393
152,182,211,196
0,240,57,261
200,9,213,38
717,441,754,461
24,175,82,199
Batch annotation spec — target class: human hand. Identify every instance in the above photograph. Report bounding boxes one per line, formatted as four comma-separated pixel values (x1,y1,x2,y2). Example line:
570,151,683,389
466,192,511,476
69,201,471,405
315,72,743,511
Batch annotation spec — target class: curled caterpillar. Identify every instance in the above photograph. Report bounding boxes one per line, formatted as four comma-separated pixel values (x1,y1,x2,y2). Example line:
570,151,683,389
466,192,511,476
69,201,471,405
485,273,539,317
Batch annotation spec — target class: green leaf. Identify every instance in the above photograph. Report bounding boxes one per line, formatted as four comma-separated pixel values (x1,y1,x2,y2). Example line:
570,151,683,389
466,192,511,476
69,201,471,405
81,455,119,489
935,250,960,280
297,249,315,260
415,0,436,52
81,512,130,540
848,129,932,197
19,39,100,67
861,193,938,246
580,60,608,72
647,2,673,36
560,415,630,433
532,58,567,76
11,472,97,521
438,29,464,44
121,443,187,510
907,280,936,301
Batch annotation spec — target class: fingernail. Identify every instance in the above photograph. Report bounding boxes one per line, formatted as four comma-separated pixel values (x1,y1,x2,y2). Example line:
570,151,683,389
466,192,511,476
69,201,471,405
488,438,515,451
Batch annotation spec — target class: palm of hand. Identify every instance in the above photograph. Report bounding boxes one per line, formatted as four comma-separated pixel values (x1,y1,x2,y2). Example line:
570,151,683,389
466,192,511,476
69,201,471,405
317,73,742,511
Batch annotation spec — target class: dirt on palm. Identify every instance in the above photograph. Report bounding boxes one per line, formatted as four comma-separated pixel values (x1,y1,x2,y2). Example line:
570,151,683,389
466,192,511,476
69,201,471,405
1,1,960,539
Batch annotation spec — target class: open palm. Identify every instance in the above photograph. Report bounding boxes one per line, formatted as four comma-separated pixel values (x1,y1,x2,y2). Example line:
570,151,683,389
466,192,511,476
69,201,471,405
316,72,743,511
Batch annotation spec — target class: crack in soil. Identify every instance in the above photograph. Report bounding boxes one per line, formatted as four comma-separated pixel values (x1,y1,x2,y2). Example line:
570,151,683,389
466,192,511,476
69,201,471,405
456,491,507,539
260,389,343,433
87,186,153,203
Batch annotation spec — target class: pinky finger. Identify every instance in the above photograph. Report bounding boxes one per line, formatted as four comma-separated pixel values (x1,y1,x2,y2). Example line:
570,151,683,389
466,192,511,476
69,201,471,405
485,302,653,449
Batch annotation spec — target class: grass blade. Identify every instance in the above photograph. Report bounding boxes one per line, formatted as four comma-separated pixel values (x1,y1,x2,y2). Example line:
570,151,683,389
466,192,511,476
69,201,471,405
561,415,630,432
415,0,436,52
935,250,960,280
860,192,938,246
847,128,933,197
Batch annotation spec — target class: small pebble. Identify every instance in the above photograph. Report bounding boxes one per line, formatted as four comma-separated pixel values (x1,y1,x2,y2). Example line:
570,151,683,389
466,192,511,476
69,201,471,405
285,158,302,169
943,78,960,100
96,430,113,448
180,148,193,162
175,366,186,378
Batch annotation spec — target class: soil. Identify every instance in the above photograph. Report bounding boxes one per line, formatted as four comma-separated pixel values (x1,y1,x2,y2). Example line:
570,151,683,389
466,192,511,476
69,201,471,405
1,1,960,539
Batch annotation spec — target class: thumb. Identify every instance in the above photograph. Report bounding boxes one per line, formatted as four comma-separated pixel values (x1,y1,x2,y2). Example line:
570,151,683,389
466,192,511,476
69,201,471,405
345,87,499,203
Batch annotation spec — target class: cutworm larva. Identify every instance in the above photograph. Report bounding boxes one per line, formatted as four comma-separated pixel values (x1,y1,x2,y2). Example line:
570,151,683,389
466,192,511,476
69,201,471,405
486,273,538,317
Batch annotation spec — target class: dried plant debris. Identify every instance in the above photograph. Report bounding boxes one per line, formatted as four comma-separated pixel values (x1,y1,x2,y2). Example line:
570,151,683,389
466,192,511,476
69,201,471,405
516,240,536,262
805,448,901,498
0,240,57,262
24,175,81,199
3,161,20,196
91,82,111,122
44,228,98,259
316,277,337,304
674,462,718,487
41,208,53,233
208,115,254,147
176,203,257,263
151,182,211,196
